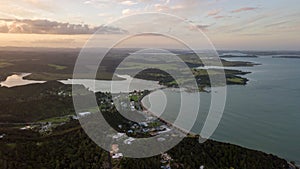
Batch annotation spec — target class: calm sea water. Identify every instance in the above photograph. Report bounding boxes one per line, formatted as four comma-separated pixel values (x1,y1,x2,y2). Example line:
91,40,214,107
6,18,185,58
60,75,163,93
142,56,300,163
1,74,162,93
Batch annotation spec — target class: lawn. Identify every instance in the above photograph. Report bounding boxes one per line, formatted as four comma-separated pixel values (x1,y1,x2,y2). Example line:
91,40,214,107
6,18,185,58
0,62,13,68
38,115,71,123
48,64,67,70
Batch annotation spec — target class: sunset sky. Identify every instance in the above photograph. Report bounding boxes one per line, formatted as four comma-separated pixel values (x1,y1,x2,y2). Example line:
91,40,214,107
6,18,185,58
0,0,299,50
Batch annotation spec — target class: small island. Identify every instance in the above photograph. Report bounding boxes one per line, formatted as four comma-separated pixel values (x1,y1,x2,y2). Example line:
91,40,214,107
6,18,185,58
272,56,300,59
220,54,258,58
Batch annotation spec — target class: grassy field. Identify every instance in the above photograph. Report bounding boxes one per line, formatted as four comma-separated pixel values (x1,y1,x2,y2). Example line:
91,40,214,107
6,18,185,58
37,115,71,123
48,64,67,70
25,72,73,81
0,62,13,68
24,72,125,81
227,77,247,84
130,95,140,102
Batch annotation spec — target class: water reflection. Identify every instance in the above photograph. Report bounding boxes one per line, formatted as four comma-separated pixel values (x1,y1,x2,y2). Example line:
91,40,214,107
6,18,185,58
0,73,45,87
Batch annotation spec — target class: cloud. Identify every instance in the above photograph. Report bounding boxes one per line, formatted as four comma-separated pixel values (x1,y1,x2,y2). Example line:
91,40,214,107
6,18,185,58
153,3,168,12
189,24,211,31
207,9,221,17
118,0,195,14
213,15,231,19
231,7,258,13
214,14,267,34
264,21,290,28
0,19,128,34
122,8,133,15
196,24,211,30
120,0,137,6
0,2,39,19
97,13,113,18
240,33,270,36
21,0,58,13
153,3,186,12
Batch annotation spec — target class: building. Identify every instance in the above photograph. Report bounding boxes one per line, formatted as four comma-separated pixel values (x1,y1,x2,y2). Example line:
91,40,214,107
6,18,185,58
110,144,123,159
20,125,32,130
112,153,123,159
161,153,173,169
78,112,91,117
0,134,5,139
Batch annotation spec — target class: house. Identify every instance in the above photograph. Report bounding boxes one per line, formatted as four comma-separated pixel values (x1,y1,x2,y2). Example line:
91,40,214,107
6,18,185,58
130,105,135,111
78,112,91,117
124,137,135,144
139,122,148,127
161,153,172,161
146,116,155,122
142,128,150,133
112,153,123,159
161,165,171,169
112,133,125,139
120,102,128,108
110,143,123,159
20,125,32,130
131,123,138,129
0,134,5,139
71,115,79,120
161,153,173,169
130,101,136,111
111,144,119,153
39,122,52,133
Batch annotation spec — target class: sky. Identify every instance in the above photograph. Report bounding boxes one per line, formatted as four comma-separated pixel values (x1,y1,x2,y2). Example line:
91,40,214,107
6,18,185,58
0,0,299,50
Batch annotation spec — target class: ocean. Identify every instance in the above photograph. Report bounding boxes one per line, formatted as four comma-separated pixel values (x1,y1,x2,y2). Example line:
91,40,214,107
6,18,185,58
142,55,300,163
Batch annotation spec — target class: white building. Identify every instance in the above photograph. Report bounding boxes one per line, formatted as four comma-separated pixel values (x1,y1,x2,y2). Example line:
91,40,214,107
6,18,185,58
0,134,5,139
112,153,123,159
78,112,92,117
20,125,31,130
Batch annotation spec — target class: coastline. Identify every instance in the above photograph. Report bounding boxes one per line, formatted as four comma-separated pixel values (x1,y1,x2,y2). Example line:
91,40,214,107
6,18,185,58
140,97,194,137
139,89,297,168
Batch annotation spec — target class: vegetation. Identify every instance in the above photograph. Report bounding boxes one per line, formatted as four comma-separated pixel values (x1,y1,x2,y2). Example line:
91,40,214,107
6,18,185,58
0,81,75,123
48,64,67,70
129,95,140,102
37,115,71,123
0,48,294,169
0,62,13,68
0,82,294,169
0,120,291,169
131,68,249,91
0,48,253,85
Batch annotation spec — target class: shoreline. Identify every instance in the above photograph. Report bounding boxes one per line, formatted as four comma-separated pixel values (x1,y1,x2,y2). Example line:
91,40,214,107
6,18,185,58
140,99,194,137
139,89,298,167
